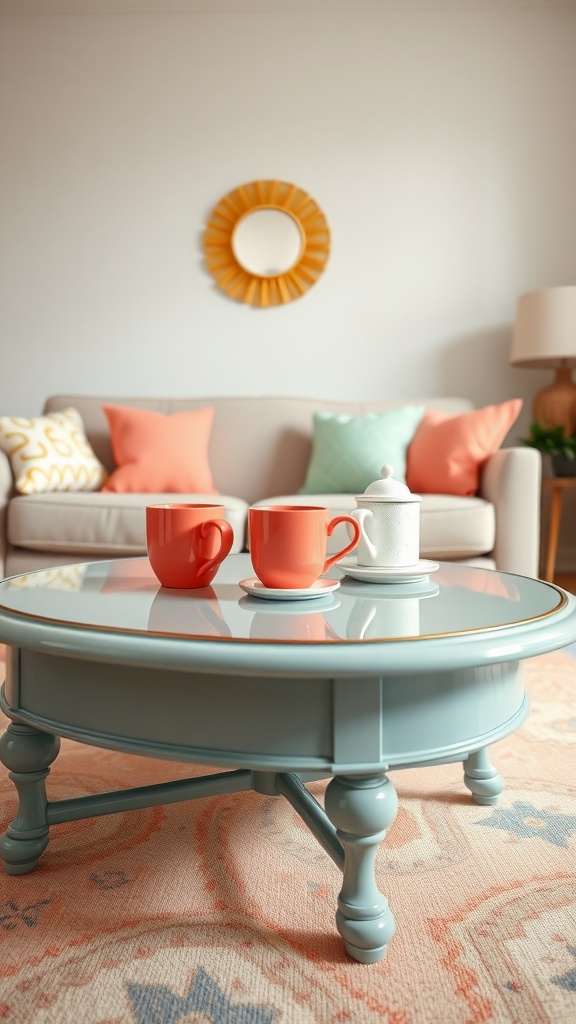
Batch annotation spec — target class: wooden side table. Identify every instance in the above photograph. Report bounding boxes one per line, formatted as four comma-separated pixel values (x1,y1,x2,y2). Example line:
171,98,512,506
542,476,576,581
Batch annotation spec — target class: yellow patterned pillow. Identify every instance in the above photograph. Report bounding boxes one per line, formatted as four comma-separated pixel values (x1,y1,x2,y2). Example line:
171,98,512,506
0,407,107,494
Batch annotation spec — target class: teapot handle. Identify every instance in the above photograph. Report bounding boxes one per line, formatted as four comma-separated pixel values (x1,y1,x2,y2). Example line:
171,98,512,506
349,508,377,560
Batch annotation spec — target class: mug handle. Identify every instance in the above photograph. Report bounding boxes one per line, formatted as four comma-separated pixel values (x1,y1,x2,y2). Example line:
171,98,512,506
190,519,234,579
322,515,362,574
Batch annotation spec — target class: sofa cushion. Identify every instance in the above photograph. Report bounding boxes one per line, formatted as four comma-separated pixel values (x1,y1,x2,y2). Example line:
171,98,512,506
406,399,523,496
102,404,218,494
299,406,425,494
250,493,495,559
44,394,474,505
0,407,107,495
7,492,248,556
416,493,495,558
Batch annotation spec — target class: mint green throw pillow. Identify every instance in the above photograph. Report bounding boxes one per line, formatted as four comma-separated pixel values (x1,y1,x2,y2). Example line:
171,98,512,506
299,407,425,494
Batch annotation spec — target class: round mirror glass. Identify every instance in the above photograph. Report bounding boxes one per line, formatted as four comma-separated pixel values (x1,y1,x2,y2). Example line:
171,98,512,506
232,209,303,277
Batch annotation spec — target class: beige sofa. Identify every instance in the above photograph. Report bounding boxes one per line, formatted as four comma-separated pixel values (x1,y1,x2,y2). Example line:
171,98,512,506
0,394,541,580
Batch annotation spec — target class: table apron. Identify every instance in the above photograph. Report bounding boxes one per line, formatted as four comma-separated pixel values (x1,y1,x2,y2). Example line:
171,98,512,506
2,647,528,773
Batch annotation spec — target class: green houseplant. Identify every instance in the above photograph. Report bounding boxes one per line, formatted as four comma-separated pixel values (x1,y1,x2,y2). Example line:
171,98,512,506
521,421,576,476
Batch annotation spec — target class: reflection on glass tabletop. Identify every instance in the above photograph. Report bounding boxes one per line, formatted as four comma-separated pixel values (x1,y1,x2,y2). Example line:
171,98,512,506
0,553,566,645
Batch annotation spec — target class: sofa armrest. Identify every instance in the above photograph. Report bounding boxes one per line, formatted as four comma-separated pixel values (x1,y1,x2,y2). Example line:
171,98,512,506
0,450,15,580
479,446,542,578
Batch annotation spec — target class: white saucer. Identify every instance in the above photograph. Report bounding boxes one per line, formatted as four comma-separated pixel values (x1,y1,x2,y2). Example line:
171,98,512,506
239,578,341,601
335,558,439,584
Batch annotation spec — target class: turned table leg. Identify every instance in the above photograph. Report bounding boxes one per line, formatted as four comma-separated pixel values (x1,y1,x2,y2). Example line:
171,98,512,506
324,772,397,964
463,747,504,806
0,722,60,874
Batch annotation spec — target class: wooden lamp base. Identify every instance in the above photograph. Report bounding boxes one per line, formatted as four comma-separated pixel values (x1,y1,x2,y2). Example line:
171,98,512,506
533,367,576,437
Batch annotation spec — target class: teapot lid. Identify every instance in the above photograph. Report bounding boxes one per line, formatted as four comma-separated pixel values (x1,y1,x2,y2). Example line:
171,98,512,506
356,464,421,502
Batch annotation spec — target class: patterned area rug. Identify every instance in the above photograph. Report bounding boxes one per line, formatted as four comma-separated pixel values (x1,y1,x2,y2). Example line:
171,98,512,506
0,647,575,1024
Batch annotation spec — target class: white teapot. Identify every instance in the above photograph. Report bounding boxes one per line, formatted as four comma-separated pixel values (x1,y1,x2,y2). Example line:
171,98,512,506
349,464,422,568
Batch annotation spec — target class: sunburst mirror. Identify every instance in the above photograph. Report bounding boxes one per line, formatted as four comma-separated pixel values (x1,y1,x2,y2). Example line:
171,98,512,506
204,180,330,307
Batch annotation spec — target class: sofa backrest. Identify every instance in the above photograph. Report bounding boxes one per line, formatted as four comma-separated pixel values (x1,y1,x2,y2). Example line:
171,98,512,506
43,395,474,504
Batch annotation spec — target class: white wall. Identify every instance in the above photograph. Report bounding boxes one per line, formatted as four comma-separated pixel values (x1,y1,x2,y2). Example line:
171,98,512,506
1,3,576,558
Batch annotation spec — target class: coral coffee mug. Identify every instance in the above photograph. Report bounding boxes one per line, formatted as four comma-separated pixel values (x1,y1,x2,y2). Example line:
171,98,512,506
146,503,234,589
249,505,361,590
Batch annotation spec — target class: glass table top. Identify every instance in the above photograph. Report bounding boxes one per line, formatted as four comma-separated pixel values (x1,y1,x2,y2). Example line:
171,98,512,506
0,554,566,645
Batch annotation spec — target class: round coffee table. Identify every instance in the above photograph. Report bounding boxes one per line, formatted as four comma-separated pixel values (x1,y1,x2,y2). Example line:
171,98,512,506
1,554,575,964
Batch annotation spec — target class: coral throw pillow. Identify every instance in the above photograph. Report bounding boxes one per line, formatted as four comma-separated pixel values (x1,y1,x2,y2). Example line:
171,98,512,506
0,407,107,495
102,405,218,494
406,399,523,496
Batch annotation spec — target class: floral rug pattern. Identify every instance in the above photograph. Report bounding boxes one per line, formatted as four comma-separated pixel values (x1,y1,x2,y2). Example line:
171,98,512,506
0,649,575,1023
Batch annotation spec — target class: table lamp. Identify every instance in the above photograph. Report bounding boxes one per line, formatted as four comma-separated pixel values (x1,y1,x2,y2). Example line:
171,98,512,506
510,286,576,438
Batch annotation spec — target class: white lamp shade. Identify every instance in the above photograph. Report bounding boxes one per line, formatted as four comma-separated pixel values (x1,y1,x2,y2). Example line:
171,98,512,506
511,286,576,369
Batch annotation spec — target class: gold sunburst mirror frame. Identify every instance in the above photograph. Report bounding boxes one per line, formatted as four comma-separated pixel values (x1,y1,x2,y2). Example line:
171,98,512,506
204,180,330,307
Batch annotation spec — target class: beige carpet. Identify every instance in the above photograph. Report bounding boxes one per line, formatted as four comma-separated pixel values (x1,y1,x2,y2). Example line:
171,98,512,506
0,646,575,1023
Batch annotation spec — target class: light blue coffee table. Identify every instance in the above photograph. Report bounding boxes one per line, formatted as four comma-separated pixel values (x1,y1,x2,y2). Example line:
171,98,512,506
1,554,575,963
